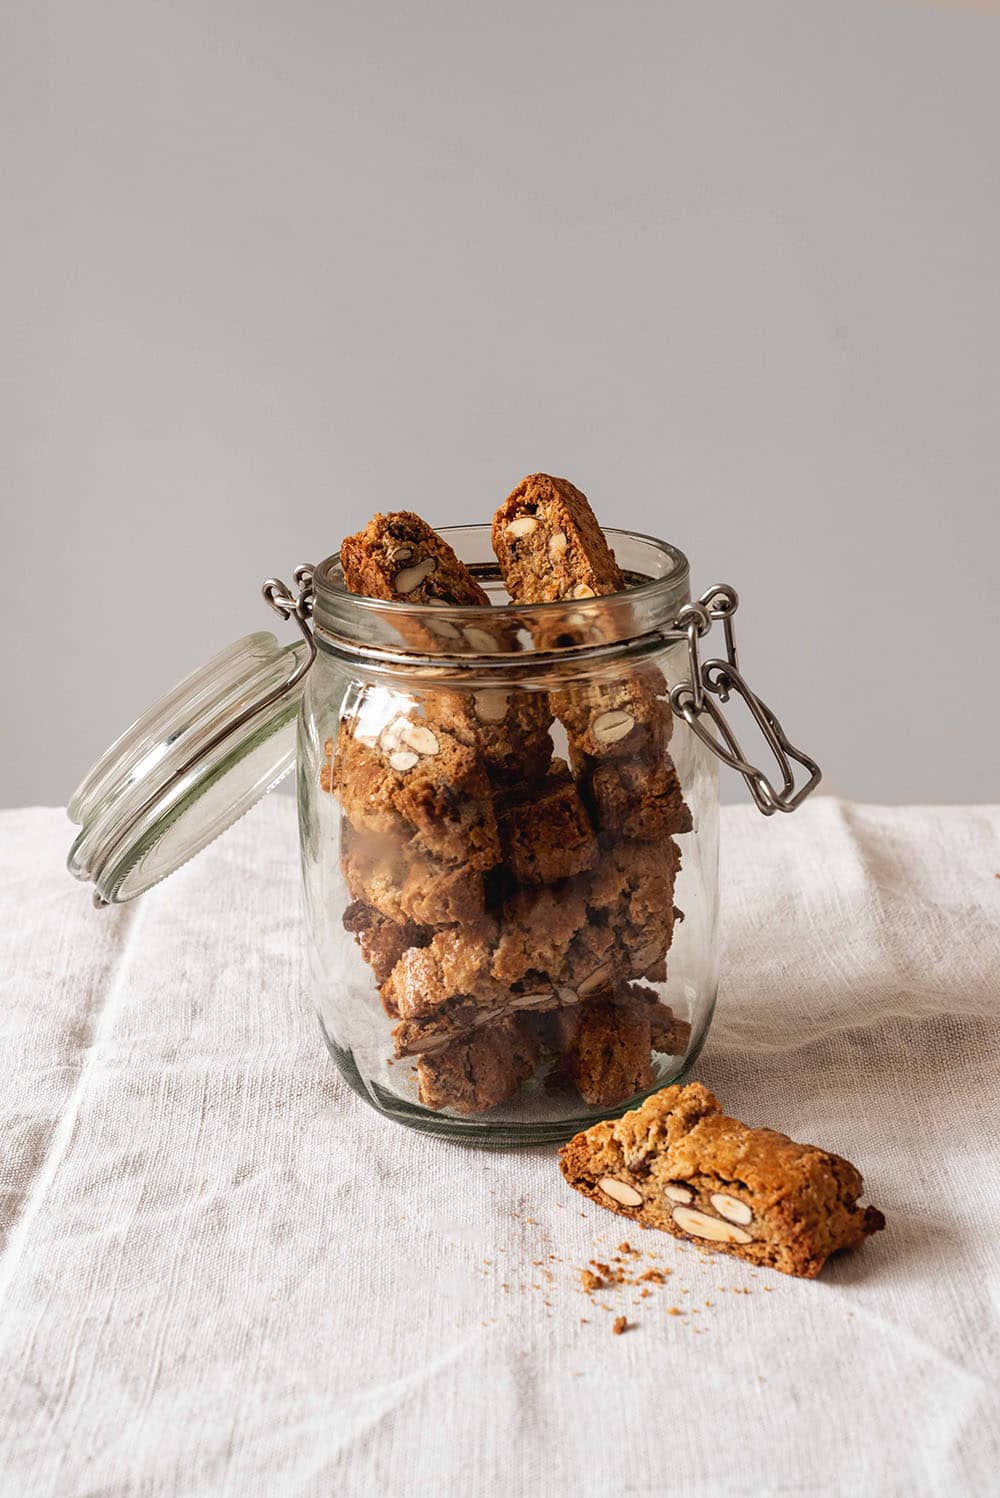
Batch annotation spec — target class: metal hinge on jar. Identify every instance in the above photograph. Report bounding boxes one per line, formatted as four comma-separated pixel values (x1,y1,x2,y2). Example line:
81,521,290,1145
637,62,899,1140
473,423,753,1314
666,585,821,815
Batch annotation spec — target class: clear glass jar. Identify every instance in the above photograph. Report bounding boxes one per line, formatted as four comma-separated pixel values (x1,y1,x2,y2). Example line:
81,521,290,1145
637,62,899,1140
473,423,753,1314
68,524,818,1148
298,527,719,1144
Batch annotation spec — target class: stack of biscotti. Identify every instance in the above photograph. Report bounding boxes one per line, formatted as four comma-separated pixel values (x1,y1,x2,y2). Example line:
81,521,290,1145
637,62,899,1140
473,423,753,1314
491,476,692,1107
327,484,693,1116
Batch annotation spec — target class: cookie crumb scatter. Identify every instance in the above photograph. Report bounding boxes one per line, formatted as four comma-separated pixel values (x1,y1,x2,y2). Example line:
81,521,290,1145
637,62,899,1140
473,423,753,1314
612,1316,628,1335
580,1270,605,1293
667,1306,683,1316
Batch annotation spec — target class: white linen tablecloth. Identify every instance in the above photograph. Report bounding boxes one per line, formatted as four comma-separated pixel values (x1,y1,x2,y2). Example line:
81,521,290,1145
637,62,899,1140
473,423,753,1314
1,797,998,1497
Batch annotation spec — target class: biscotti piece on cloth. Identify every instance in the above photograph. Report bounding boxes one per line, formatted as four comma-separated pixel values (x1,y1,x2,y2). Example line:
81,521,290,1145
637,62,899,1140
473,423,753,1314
559,1083,885,1279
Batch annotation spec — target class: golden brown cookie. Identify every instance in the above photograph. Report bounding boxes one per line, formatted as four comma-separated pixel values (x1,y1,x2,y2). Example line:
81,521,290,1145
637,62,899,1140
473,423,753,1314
341,511,491,606
492,474,625,603
559,1084,886,1279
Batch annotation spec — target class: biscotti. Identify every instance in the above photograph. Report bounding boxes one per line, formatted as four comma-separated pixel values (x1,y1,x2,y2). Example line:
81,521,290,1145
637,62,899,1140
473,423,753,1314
491,474,626,603
415,1016,539,1114
571,746,693,842
341,900,430,988
497,760,598,884
559,1083,886,1278
341,511,492,607
330,715,501,871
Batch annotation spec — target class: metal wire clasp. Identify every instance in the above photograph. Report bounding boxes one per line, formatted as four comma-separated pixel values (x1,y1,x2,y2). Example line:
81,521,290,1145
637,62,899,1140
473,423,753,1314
261,563,317,677
668,585,821,815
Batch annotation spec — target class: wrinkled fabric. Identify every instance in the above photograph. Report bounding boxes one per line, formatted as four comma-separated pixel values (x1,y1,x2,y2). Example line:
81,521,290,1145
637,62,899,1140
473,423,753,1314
0,798,998,1497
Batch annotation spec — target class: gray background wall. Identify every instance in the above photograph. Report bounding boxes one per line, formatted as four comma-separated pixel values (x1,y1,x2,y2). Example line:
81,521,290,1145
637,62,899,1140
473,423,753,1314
3,0,997,809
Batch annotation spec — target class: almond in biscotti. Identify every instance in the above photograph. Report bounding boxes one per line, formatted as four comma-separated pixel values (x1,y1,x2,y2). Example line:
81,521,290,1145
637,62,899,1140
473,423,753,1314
559,1083,886,1279
551,669,674,761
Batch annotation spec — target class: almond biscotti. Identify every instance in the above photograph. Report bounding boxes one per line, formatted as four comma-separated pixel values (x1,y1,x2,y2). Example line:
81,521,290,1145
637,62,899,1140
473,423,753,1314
559,1084,885,1278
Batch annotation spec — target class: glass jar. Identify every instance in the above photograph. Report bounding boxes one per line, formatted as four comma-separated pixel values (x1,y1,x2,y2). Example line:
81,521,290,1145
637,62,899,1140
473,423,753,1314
68,527,819,1146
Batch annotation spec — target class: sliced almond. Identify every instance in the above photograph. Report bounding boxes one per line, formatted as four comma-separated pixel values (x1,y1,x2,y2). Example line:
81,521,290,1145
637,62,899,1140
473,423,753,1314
389,545,414,562
548,530,568,558
597,1177,643,1208
426,617,463,642
387,750,419,773
671,1205,753,1245
474,690,509,723
578,962,614,997
378,718,409,752
664,1183,694,1205
570,583,596,599
463,625,502,654
591,709,635,746
398,723,440,756
505,515,538,539
710,1193,753,1226
394,557,437,594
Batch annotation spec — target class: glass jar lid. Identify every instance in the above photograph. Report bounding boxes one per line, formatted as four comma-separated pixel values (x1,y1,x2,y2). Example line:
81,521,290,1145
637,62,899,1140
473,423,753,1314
68,616,312,906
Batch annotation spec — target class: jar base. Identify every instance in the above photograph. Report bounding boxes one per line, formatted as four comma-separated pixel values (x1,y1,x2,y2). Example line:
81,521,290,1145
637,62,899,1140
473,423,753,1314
320,1016,712,1149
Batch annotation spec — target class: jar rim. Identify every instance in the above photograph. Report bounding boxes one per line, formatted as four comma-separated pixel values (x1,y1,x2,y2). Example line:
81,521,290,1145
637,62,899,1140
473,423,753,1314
311,525,690,659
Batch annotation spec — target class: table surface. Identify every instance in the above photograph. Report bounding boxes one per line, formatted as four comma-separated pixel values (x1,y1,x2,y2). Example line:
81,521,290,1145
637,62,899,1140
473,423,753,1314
1,797,998,1497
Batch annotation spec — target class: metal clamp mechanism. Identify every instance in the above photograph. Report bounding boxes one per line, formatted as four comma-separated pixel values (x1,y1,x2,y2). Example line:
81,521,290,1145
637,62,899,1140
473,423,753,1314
668,584,821,815
261,563,317,665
